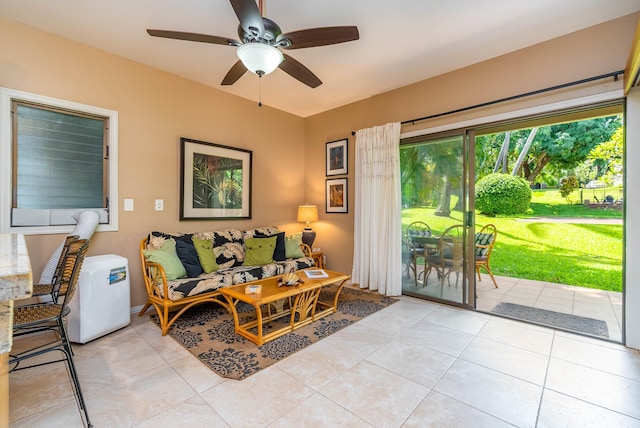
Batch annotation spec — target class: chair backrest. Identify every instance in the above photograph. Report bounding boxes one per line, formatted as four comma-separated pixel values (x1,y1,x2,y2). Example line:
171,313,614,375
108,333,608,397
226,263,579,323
55,238,90,305
406,221,432,241
49,235,80,286
475,224,497,257
440,224,465,261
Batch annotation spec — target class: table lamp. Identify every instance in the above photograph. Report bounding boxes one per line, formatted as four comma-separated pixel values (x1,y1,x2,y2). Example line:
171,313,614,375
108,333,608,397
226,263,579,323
297,204,318,248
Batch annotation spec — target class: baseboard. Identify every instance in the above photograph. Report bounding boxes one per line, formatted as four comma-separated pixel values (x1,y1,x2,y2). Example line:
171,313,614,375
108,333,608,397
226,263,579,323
130,304,145,314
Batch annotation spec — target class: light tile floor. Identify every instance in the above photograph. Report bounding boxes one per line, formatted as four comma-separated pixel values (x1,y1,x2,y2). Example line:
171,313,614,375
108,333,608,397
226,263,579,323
9,292,640,428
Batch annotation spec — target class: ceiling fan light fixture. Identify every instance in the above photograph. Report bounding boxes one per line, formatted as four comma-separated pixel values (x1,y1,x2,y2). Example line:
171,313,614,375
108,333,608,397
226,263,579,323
237,43,283,76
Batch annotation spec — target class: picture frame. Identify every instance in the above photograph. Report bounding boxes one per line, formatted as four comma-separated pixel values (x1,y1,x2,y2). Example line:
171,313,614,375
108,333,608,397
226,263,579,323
180,137,252,220
326,138,348,176
326,178,348,213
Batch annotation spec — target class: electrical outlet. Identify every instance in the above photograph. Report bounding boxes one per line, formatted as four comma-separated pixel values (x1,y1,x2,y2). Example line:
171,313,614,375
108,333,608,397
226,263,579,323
155,199,164,211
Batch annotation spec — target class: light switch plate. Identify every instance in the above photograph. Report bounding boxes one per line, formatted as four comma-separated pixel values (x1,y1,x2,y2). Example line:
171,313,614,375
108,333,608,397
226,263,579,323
155,199,164,211
124,198,134,211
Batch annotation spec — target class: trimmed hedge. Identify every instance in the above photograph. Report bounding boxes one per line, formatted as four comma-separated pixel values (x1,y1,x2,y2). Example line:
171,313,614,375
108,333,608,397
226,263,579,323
475,173,531,215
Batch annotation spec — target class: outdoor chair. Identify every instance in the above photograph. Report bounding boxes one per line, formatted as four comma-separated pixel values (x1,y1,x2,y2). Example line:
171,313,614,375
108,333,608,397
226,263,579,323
425,224,465,287
475,224,498,288
10,238,93,427
404,221,432,285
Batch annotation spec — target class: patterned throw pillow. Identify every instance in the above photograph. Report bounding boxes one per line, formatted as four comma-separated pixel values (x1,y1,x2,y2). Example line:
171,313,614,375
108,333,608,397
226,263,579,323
244,236,277,266
211,229,245,269
142,239,186,280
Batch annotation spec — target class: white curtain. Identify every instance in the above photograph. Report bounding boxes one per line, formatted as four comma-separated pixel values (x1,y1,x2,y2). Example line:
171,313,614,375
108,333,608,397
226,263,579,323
352,122,402,296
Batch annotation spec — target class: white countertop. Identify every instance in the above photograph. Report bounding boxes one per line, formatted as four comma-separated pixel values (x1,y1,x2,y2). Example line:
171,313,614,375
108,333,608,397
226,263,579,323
0,234,33,353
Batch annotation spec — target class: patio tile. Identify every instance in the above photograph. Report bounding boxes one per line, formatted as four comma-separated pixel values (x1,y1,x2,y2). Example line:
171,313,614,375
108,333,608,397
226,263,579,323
476,275,624,344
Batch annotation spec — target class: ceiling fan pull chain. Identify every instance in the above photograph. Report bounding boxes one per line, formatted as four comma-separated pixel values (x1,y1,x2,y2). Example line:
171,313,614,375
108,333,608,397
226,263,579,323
258,74,262,107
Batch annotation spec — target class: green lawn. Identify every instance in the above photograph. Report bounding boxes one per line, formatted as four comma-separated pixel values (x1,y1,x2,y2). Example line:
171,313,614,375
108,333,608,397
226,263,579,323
402,189,623,292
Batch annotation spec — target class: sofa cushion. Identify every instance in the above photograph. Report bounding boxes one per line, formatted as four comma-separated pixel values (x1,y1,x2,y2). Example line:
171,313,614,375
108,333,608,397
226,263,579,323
244,236,277,266
285,232,305,258
244,227,286,261
175,239,204,277
165,271,233,300
192,236,219,273
143,239,186,280
194,229,245,269
475,232,495,257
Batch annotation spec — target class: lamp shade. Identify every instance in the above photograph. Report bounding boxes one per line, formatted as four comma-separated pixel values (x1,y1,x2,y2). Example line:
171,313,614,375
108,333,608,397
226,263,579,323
297,205,318,226
237,43,284,76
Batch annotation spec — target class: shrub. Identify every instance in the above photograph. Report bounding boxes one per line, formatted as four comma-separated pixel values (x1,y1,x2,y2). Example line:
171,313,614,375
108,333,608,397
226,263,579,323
475,173,531,215
559,176,579,203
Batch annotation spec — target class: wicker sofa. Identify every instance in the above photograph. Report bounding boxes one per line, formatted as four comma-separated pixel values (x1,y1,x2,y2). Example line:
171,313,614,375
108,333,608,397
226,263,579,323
138,226,314,335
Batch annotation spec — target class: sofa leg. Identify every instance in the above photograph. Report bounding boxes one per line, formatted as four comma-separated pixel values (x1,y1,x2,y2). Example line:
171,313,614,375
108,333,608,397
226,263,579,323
138,302,151,317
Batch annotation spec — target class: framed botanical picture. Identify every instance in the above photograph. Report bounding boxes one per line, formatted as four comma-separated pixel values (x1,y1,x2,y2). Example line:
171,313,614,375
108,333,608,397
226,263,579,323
326,138,348,176
326,178,348,213
180,137,252,220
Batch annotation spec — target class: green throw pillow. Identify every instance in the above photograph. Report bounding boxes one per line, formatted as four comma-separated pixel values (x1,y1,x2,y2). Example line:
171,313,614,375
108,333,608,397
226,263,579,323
285,232,305,259
192,236,218,273
143,239,186,280
244,236,277,266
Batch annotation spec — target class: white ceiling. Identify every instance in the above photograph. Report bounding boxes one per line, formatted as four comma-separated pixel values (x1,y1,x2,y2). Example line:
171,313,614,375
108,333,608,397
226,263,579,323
2,1,639,117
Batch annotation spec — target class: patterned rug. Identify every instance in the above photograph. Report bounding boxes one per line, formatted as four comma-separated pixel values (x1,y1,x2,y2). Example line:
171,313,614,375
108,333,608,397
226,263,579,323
150,285,397,380
491,302,609,338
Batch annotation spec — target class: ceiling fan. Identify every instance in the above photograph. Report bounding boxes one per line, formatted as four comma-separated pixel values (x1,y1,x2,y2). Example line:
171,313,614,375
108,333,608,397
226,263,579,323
147,0,359,88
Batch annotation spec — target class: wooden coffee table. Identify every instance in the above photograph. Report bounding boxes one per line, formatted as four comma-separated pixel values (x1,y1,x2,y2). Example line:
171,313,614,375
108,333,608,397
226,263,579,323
219,269,350,345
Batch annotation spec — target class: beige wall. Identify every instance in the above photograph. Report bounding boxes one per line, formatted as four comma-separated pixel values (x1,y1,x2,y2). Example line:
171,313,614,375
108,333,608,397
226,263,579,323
0,18,307,307
1,13,638,306
305,13,639,277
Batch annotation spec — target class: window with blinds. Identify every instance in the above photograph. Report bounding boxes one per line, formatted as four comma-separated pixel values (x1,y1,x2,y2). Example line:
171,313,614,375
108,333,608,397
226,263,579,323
1,88,118,234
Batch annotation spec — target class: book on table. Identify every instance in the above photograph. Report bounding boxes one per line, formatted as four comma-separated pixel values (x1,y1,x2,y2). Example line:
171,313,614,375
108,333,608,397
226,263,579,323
304,269,329,278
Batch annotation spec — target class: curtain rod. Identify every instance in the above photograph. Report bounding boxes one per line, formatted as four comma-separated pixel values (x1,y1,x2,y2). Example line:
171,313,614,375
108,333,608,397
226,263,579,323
351,70,623,136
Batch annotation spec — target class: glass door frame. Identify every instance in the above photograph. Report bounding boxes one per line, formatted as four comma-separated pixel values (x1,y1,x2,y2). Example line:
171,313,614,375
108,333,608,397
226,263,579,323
400,128,477,309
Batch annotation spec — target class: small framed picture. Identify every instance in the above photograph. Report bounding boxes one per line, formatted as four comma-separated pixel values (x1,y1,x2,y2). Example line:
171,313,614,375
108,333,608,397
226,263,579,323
326,138,348,176
326,178,348,213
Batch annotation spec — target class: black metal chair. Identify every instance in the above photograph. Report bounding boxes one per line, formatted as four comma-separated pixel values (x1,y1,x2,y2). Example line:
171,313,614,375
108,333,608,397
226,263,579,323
10,238,92,427
30,235,79,299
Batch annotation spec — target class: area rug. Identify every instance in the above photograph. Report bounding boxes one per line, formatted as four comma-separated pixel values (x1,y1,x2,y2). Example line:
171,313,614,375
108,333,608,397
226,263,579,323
150,285,397,380
491,302,609,338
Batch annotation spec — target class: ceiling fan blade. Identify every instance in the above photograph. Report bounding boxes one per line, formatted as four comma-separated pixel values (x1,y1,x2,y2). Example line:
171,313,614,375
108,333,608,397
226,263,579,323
230,0,265,38
221,60,248,85
147,29,239,46
277,26,359,49
278,54,322,88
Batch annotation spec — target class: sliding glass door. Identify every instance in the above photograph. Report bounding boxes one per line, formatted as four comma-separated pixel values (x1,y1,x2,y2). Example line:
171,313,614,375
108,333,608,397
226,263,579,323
400,131,475,307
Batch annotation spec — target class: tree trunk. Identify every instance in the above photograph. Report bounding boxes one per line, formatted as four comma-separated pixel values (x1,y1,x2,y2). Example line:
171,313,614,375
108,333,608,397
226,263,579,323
512,128,538,177
434,176,452,216
493,132,510,173
524,152,551,183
